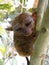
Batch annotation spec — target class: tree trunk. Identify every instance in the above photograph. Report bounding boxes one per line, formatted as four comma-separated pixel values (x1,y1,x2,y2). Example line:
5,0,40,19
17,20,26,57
30,0,49,65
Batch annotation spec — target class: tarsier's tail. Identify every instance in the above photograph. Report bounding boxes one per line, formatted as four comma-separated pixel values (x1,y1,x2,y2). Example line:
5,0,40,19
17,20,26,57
26,57,30,65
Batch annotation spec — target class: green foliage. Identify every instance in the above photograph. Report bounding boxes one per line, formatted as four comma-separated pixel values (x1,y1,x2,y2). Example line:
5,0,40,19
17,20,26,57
28,8,37,13
0,12,7,21
28,8,33,13
0,4,12,20
0,4,11,10
20,0,22,3
0,59,3,65
20,0,26,4
0,0,27,21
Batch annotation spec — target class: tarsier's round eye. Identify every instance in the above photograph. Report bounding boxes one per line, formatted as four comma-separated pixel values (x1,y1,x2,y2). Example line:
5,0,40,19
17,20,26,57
25,22,31,26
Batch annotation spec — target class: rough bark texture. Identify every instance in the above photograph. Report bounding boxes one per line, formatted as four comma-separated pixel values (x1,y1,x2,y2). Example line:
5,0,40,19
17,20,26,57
30,0,49,65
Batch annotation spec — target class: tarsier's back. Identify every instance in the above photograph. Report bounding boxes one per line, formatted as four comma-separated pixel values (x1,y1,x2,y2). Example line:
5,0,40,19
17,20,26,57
6,12,37,56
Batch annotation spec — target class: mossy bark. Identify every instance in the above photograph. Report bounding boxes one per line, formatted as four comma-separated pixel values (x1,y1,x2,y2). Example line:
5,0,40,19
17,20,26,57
30,0,49,65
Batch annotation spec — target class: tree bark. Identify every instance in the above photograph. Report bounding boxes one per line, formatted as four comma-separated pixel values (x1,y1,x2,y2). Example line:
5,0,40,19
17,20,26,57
30,0,49,65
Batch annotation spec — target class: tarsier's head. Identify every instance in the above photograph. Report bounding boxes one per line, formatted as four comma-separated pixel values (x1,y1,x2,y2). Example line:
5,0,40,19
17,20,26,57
6,12,37,36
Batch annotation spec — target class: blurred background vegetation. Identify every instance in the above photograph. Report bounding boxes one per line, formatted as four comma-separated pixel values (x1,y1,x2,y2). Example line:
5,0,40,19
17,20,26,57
0,0,35,21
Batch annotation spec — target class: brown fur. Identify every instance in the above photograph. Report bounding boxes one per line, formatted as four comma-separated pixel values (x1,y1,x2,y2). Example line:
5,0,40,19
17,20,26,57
14,31,36,56
7,13,37,56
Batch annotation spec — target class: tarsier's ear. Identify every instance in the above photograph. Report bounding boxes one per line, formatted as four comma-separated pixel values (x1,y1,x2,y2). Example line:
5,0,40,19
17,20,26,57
5,26,13,31
32,11,37,22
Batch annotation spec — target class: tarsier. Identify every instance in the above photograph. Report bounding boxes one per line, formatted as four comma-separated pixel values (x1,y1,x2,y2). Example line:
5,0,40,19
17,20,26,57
6,12,37,65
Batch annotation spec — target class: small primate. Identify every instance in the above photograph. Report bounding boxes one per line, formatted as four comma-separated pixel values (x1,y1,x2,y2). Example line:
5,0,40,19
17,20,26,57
6,12,37,65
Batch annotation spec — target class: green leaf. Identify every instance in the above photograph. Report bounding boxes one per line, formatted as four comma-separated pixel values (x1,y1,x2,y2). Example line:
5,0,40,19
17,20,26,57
0,4,12,10
20,0,22,3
